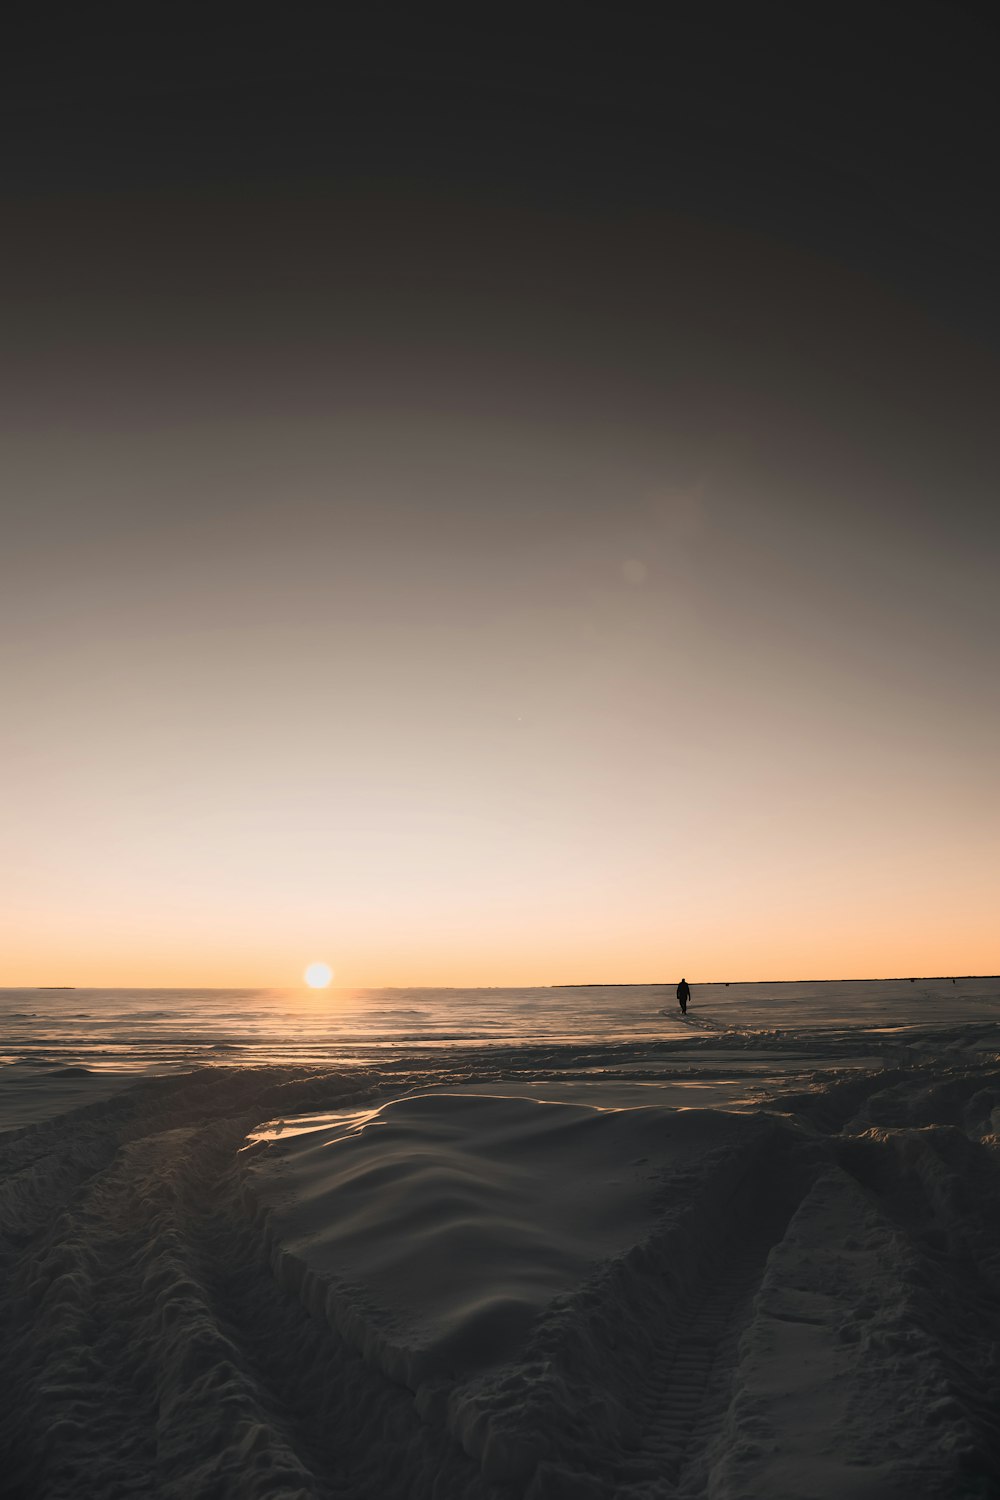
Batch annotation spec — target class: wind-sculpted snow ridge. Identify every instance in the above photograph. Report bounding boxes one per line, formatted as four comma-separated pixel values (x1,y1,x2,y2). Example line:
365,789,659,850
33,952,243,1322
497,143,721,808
1,1051,1000,1496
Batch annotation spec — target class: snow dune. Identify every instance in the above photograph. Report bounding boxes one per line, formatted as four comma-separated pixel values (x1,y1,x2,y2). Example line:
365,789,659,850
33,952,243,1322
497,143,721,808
246,1093,754,1386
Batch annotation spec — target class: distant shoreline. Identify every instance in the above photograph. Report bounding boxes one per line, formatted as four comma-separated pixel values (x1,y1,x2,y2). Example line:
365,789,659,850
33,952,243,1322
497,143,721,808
3,976,996,992
554,976,999,987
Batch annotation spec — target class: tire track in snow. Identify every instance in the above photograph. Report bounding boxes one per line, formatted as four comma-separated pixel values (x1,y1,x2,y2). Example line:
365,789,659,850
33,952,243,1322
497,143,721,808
0,1072,498,1499
615,1188,803,1498
837,1127,1000,1486
479,1122,818,1499
169,1115,495,1500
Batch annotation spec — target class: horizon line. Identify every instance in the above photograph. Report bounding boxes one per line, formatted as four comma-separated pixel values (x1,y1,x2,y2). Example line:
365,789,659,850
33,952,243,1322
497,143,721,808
9,972,999,992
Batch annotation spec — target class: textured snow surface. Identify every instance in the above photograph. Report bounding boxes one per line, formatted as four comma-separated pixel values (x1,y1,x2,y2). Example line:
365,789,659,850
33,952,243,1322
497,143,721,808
2,1017,1000,1497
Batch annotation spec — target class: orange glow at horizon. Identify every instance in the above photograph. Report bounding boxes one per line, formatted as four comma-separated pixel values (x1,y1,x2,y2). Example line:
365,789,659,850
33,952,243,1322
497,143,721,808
5,639,996,989
2,235,997,992
2,856,996,989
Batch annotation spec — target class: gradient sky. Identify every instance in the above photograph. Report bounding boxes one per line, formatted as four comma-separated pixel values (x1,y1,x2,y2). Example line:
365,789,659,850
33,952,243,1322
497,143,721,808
3,6,997,985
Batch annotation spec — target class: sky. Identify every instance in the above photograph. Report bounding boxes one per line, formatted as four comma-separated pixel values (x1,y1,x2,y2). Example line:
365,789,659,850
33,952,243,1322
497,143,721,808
2,5,997,986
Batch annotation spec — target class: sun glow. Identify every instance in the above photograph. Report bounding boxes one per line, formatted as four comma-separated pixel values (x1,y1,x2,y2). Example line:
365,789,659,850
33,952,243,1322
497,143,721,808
304,961,333,989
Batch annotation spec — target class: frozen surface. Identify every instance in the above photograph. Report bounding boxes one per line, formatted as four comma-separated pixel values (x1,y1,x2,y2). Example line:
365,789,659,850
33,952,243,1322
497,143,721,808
2,976,997,1071
2,982,1000,1496
3,977,997,1130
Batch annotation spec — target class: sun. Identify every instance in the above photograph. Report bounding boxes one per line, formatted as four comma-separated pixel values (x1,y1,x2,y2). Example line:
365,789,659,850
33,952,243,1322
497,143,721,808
304,961,333,989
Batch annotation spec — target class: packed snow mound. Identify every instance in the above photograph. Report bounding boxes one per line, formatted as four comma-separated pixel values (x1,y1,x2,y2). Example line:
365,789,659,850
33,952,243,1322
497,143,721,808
245,1092,754,1384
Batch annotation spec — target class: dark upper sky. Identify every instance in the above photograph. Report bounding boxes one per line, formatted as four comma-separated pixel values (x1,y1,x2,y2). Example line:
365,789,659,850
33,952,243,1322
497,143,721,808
5,3,995,306
3,3,998,982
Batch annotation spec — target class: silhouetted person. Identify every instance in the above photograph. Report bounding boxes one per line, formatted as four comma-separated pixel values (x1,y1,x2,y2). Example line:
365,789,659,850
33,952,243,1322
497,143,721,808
677,978,690,1015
